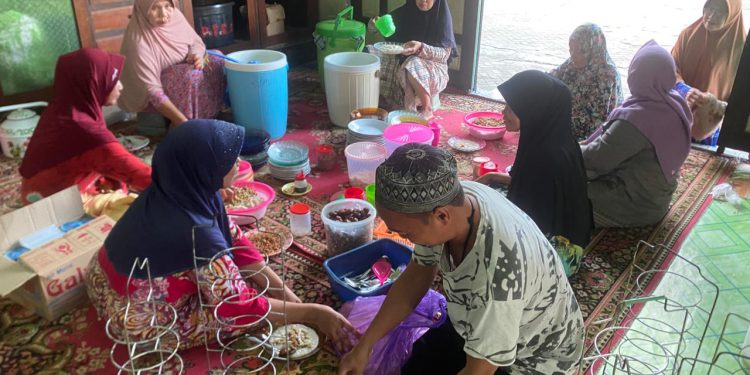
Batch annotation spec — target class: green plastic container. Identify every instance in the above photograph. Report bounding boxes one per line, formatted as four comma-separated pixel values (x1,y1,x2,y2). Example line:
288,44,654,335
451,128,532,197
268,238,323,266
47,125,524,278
313,6,366,87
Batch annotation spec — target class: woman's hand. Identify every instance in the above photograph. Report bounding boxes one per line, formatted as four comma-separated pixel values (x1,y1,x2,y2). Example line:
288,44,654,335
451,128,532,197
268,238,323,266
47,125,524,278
220,188,235,202
402,41,423,56
186,53,205,70
474,172,511,187
310,305,361,355
686,88,710,109
367,17,379,33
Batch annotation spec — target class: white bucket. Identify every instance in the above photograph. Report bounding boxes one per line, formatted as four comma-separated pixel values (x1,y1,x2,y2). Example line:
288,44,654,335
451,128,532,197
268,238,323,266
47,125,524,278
324,52,380,127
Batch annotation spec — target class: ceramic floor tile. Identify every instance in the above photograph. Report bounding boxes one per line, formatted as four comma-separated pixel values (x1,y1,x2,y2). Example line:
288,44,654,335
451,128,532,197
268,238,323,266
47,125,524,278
709,252,750,289
709,290,750,335
696,226,746,255
728,220,750,246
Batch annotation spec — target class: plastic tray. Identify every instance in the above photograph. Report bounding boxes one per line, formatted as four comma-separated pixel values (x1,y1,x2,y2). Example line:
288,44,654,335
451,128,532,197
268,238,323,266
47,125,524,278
323,239,414,302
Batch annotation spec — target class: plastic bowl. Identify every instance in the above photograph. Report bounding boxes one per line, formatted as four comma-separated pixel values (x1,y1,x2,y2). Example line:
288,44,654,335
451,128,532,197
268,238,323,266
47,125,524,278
226,180,275,225
468,126,506,140
324,239,413,301
383,123,434,157
464,111,505,130
321,199,377,257
386,110,427,126
345,142,387,186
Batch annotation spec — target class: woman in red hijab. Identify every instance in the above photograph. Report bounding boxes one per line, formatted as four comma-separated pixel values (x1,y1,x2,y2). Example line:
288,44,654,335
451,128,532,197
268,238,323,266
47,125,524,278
19,48,151,204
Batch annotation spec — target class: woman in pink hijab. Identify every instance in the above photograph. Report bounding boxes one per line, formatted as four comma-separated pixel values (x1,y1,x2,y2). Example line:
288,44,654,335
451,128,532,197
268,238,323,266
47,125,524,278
119,0,225,136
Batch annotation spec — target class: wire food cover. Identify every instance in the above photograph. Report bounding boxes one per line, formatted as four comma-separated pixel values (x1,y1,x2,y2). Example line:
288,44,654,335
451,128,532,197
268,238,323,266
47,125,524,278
192,214,292,374
582,241,750,375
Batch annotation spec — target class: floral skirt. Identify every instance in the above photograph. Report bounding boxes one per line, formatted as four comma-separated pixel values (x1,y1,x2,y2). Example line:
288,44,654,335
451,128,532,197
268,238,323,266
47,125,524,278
85,248,269,350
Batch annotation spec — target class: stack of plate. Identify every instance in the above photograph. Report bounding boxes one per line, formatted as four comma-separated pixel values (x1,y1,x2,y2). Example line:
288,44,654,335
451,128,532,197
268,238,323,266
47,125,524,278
268,141,311,181
347,119,387,146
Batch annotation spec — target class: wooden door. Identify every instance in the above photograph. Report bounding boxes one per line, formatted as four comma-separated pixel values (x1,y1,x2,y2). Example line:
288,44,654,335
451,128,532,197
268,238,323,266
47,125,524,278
72,0,194,53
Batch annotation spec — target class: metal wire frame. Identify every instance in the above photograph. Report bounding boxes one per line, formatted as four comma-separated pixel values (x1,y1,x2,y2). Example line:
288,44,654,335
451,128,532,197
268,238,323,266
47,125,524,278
678,313,750,375
105,258,184,374
582,240,721,375
192,214,291,375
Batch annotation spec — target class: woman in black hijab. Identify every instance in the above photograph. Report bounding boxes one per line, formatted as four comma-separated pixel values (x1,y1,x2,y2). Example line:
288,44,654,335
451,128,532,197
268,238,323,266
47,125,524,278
371,0,457,118
476,70,593,275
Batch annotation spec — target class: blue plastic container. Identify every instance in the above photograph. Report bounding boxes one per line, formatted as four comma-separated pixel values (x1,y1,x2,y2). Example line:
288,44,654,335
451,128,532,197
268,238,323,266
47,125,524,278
323,238,414,302
225,50,288,140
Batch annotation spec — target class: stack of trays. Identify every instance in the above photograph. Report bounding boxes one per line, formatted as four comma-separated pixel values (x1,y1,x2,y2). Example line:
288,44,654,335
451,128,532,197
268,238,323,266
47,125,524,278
268,140,311,181
346,119,388,146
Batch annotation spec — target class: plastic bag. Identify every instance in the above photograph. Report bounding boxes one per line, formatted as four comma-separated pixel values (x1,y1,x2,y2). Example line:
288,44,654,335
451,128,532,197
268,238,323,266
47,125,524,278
711,182,742,207
340,289,447,375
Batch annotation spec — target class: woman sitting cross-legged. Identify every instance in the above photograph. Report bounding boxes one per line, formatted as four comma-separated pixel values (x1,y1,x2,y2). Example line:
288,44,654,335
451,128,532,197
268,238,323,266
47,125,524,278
85,119,358,352
582,40,692,228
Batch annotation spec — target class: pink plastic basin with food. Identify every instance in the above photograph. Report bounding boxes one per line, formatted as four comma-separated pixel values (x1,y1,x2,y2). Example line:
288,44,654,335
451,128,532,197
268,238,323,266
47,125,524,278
383,123,435,156
464,111,507,140
226,180,275,224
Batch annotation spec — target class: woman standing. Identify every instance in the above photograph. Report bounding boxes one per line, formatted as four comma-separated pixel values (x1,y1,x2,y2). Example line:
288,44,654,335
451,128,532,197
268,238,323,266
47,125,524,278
550,23,623,141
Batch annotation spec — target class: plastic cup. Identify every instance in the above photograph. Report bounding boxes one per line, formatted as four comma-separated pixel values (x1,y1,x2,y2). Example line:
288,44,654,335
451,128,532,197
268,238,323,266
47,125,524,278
365,184,376,205
345,187,366,200
375,15,396,37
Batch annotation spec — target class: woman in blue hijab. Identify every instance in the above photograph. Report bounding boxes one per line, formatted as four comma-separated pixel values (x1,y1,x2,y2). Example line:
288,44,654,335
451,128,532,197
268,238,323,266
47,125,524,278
86,120,358,352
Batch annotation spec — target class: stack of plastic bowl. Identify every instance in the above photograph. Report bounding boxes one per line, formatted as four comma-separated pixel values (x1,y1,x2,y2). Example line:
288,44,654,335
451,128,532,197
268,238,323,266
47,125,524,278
235,160,254,182
383,123,435,157
345,142,387,186
268,140,311,181
346,118,388,146
240,128,271,169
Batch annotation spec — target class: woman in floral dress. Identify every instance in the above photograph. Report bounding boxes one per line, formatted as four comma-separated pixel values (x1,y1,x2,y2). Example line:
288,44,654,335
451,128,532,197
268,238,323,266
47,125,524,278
550,23,623,141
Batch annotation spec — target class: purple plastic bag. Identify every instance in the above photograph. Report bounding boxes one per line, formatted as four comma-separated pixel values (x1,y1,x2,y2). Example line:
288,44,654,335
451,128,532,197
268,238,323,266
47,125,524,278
340,289,447,375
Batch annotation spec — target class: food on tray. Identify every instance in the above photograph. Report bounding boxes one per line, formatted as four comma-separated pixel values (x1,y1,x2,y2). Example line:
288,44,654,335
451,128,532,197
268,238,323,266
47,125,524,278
226,187,264,210
247,232,282,255
270,326,312,356
328,208,371,223
472,117,504,128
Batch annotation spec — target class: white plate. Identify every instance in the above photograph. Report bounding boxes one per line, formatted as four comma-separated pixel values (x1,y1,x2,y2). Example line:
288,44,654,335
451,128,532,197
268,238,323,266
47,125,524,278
448,136,486,152
348,119,387,137
374,42,404,55
118,135,149,152
268,324,320,361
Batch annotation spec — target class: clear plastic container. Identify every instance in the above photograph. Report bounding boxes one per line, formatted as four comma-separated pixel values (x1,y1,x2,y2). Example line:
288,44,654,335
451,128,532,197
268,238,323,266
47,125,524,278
289,203,312,237
345,142,387,187
321,199,376,256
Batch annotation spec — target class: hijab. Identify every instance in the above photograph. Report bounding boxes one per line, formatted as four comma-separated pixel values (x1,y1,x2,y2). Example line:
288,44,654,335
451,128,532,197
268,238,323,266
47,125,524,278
497,70,592,247
118,0,205,112
608,40,692,181
551,23,624,141
105,120,244,278
672,0,746,100
20,48,123,178
389,0,457,60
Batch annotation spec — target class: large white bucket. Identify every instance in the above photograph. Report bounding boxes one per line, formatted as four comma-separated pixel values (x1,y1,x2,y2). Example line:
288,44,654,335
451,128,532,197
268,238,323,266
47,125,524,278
324,52,380,127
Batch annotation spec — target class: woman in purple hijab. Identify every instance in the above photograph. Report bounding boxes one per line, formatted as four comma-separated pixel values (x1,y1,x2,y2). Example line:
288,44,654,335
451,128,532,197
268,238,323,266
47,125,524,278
581,40,693,227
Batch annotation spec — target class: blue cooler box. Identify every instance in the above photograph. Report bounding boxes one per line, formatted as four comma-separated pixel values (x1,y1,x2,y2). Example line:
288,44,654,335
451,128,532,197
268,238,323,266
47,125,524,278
324,239,413,302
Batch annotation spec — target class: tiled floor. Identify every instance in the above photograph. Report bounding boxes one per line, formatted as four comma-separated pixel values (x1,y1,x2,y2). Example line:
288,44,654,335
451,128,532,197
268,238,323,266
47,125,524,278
597,199,750,374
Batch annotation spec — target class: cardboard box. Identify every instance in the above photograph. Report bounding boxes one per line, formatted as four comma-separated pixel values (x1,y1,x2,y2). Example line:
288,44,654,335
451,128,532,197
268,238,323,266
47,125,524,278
0,186,115,320
267,21,285,37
